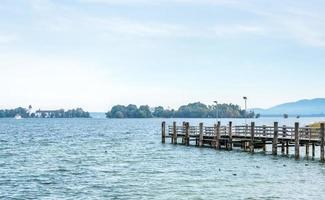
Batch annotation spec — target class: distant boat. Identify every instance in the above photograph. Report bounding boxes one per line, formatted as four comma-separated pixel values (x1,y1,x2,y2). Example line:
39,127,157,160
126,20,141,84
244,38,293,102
14,114,22,120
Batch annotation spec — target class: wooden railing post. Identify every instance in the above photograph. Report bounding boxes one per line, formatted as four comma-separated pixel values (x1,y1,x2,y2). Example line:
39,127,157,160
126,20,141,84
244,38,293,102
262,125,266,152
161,121,166,143
173,121,177,144
228,121,233,150
250,122,255,153
320,123,325,162
295,122,300,160
185,122,190,146
281,125,286,154
272,122,278,155
199,123,204,147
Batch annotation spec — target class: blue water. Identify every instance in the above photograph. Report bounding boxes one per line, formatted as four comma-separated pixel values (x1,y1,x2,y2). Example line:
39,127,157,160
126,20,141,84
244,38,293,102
1,118,325,199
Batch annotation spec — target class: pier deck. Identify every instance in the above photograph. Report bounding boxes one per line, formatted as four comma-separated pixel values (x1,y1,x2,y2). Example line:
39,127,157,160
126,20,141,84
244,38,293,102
161,122,325,162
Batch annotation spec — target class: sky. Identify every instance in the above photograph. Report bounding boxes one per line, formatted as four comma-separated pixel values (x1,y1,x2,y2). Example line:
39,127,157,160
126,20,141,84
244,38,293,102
1,0,325,112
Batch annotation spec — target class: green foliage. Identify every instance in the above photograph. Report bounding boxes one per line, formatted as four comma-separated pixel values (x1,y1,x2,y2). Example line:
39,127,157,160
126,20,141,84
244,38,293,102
0,107,90,118
106,102,255,118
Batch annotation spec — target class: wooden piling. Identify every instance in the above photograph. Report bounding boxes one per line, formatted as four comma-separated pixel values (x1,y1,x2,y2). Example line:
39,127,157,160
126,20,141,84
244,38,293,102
185,122,190,146
250,122,255,153
312,143,315,158
272,122,278,155
294,122,300,160
228,121,233,150
199,123,204,147
286,141,289,155
320,123,325,162
173,121,177,144
161,121,166,143
281,126,286,154
214,123,220,149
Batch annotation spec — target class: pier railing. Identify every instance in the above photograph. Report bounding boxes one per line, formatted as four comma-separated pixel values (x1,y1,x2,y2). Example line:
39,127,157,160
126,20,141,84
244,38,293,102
162,121,325,162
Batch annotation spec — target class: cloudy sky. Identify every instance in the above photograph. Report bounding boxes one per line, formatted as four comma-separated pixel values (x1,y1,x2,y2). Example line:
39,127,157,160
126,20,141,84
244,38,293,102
1,0,325,111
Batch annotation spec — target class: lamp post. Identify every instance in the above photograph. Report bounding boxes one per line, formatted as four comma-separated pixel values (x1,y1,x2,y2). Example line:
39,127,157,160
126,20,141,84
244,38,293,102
214,101,218,123
243,96,247,125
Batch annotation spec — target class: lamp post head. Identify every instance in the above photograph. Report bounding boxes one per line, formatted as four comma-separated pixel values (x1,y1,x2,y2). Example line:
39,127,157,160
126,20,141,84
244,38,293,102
243,96,247,100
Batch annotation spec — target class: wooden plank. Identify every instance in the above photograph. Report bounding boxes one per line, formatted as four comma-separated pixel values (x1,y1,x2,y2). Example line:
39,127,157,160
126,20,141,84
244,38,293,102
295,122,300,160
272,122,278,155
161,121,166,143
199,123,203,147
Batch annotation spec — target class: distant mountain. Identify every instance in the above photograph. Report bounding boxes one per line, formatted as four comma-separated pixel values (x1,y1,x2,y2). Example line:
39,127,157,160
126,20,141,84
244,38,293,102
252,98,325,116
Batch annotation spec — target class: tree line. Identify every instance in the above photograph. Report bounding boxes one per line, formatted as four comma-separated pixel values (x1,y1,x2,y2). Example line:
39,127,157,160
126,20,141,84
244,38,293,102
106,102,255,118
0,107,90,118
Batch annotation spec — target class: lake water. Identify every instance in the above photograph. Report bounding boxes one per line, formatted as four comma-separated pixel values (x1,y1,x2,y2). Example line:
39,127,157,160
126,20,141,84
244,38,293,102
1,117,325,199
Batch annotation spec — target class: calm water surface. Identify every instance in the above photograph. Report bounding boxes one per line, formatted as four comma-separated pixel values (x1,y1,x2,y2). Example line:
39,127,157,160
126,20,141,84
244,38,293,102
1,118,325,199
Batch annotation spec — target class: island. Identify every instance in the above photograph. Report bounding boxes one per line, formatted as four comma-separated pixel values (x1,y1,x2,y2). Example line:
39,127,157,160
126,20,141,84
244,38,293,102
0,106,90,118
106,102,255,118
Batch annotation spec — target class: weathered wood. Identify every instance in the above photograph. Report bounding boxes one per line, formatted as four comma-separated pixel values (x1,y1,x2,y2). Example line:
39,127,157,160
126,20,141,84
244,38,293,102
281,125,286,154
173,121,177,144
250,122,255,153
320,123,325,162
294,122,300,160
199,123,204,147
305,143,309,159
185,122,190,146
272,122,278,155
286,141,289,155
161,121,166,143
312,143,315,158
228,121,233,150
182,122,186,144
214,123,221,149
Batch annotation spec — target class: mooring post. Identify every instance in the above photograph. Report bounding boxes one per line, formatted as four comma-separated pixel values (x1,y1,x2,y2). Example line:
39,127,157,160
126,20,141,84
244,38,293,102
272,122,278,155
306,129,310,159
320,123,325,162
185,122,190,146
199,123,204,147
182,122,186,144
294,122,300,160
250,122,255,153
161,121,166,144
286,141,289,155
262,125,266,152
214,123,220,149
228,121,233,150
281,125,286,154
173,121,177,144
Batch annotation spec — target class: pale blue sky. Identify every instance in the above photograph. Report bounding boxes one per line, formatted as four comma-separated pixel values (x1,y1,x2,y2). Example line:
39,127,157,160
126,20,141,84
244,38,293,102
1,0,325,111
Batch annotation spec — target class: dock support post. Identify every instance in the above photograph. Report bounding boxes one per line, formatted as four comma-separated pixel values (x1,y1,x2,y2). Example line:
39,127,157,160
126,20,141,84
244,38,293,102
199,123,204,147
214,122,221,149
182,122,186,144
161,121,166,143
228,121,233,150
320,123,325,162
295,122,300,160
272,122,278,155
250,122,255,153
312,143,315,158
185,122,190,146
262,125,266,152
306,143,309,159
286,141,289,155
281,126,286,154
173,121,177,144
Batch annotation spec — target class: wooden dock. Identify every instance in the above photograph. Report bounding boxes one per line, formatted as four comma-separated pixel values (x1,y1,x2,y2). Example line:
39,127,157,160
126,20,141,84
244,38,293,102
161,121,325,162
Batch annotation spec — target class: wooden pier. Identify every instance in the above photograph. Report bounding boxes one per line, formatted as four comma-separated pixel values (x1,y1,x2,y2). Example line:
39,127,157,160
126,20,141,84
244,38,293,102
161,121,325,162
